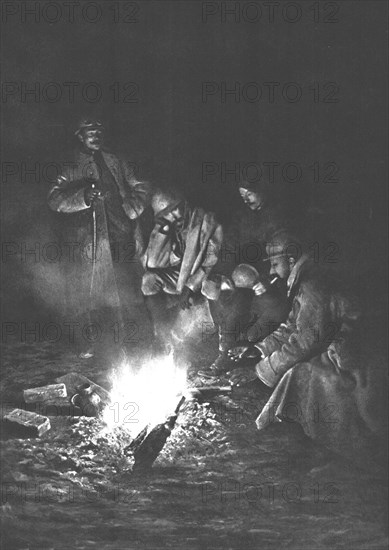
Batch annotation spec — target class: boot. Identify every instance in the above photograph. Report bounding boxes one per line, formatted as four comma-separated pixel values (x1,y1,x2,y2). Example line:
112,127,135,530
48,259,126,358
197,327,236,377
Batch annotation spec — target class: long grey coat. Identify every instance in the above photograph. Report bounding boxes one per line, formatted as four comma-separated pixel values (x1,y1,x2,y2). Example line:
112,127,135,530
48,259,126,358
255,256,387,462
47,149,151,317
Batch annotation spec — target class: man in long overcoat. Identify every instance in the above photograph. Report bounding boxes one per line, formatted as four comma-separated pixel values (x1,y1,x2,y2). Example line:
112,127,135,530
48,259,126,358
228,232,387,463
48,119,152,357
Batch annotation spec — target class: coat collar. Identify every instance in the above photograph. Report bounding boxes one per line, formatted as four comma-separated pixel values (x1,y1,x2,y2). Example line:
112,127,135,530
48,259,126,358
287,254,311,296
78,149,95,161
78,149,110,161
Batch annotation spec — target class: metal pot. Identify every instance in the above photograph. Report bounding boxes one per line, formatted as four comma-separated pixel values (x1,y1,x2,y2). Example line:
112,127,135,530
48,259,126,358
71,383,101,417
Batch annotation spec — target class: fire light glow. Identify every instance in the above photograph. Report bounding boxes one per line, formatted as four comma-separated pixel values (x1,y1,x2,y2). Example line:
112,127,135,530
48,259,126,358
101,352,188,437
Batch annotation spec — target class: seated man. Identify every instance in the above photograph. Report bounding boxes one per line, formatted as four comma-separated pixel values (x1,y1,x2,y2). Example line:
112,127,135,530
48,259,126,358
199,179,290,374
228,232,387,463
141,188,223,353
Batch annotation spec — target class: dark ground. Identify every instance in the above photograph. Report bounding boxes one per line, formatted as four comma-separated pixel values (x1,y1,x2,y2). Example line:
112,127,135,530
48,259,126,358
1,311,388,550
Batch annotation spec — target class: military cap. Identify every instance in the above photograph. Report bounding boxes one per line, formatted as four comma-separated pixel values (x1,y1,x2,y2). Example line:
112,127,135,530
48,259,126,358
237,179,270,192
150,188,184,217
74,118,104,136
265,230,302,261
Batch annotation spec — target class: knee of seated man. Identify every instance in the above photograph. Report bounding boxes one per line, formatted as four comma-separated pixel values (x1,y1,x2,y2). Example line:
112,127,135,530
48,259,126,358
141,271,160,295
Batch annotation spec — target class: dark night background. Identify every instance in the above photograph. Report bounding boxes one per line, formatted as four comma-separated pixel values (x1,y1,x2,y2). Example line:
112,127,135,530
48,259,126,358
1,0,387,327
0,3,388,549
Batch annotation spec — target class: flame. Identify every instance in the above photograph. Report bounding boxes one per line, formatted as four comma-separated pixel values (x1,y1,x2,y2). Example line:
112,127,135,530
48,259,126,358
101,352,187,437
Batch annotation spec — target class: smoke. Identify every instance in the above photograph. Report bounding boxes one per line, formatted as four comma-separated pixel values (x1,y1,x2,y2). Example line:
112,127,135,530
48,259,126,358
1,181,146,327
1,186,67,322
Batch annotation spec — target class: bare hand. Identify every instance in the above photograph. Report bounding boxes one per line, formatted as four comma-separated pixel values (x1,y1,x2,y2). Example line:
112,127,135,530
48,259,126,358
253,281,268,296
85,186,102,205
228,367,258,387
228,344,262,363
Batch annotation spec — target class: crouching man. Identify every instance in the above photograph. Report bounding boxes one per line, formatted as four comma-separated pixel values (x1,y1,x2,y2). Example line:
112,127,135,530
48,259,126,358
197,179,291,376
228,232,387,463
199,263,288,376
141,188,223,354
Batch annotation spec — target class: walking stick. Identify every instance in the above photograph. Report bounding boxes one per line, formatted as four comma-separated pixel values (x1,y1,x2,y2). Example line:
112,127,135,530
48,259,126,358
90,183,97,296
79,184,98,359
91,183,97,265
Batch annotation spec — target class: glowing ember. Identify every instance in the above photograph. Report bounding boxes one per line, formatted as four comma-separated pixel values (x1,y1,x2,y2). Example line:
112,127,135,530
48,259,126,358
101,352,187,437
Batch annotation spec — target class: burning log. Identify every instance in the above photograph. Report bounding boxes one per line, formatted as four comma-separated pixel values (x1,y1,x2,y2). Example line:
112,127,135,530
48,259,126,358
185,385,232,401
23,383,67,403
4,409,50,437
125,396,186,471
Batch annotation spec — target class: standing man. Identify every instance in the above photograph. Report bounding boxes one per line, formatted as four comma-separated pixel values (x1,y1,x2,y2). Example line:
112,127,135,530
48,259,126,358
48,118,152,358
199,180,290,375
228,232,386,463
141,188,223,354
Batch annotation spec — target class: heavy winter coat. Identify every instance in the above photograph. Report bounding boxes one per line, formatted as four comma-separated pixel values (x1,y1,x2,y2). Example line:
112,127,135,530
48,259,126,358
255,255,387,462
47,149,151,316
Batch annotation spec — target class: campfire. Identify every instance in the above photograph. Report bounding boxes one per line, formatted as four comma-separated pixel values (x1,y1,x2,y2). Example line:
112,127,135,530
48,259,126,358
99,352,188,470
5,350,236,474
101,351,187,437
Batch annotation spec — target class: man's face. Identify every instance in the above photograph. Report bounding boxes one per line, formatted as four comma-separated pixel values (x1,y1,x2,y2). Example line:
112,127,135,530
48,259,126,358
157,202,185,232
164,203,185,229
239,188,266,211
79,129,104,152
269,256,291,280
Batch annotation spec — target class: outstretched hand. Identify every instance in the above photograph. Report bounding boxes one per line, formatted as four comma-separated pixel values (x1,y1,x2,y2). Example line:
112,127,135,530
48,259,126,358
228,366,258,387
228,344,262,363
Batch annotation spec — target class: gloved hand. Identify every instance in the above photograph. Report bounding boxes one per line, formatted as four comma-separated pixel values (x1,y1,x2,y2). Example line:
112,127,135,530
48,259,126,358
228,343,263,362
85,185,102,205
179,286,194,310
227,366,258,387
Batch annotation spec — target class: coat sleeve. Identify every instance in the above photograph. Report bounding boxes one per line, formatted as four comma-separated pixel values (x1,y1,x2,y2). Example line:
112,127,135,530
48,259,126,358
47,176,90,213
143,225,172,269
185,223,223,292
120,161,153,220
254,317,296,355
255,280,333,387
